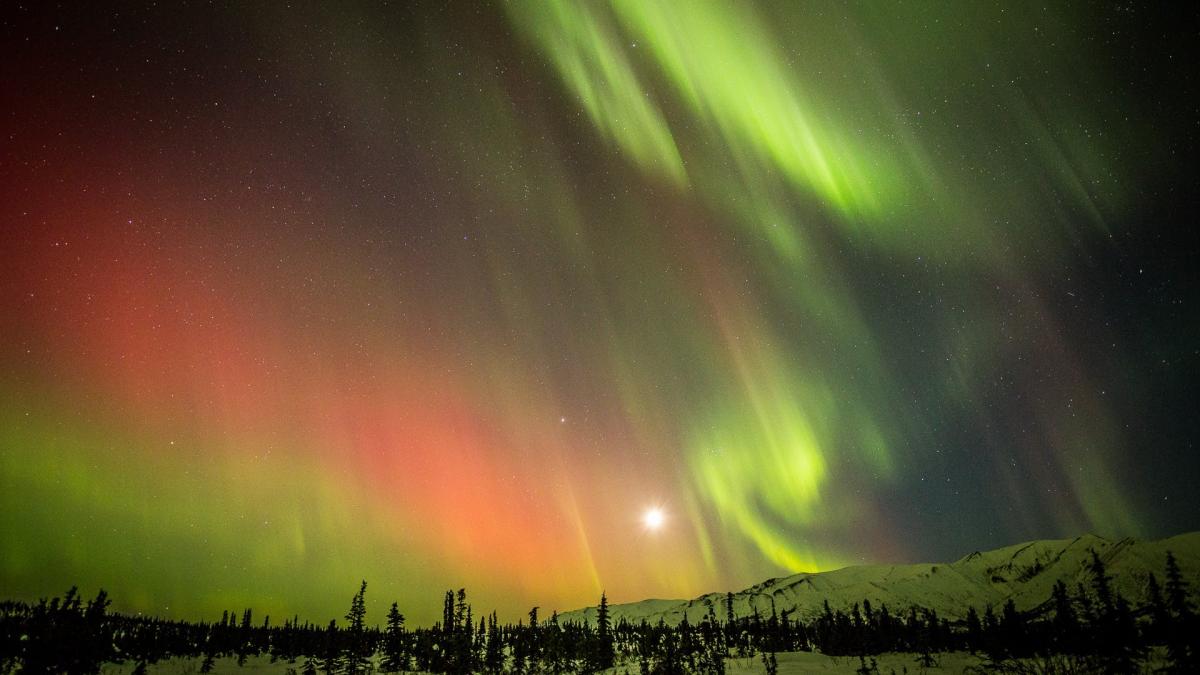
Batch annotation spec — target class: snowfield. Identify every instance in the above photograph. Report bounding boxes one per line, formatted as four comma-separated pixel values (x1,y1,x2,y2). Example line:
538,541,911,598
560,533,1200,625
101,649,1175,674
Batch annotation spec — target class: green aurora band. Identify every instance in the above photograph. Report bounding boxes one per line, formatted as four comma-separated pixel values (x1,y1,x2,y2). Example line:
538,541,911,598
504,0,1143,573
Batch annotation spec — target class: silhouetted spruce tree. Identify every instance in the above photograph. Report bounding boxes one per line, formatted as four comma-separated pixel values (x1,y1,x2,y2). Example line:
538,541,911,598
875,604,895,653
964,606,982,654
1074,582,1094,643
1050,580,1079,654
475,615,487,673
382,601,408,673
591,591,615,671
1164,551,1197,671
813,600,834,654
1087,550,1114,618
437,590,454,672
531,606,543,669
237,608,253,666
981,605,1000,660
1115,594,1141,664
342,581,370,675
1085,550,1140,670
78,588,115,674
21,588,102,674
923,609,942,654
510,622,529,675
999,599,1028,658
695,603,726,675
1145,572,1168,644
447,588,472,674
656,626,686,675
484,612,503,674
317,620,340,675
860,600,878,654
545,616,560,674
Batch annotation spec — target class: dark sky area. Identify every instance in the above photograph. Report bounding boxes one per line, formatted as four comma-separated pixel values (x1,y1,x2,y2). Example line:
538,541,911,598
1,1,1197,625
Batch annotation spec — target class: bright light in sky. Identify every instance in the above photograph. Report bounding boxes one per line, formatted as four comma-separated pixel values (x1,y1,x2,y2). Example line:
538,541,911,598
642,507,665,531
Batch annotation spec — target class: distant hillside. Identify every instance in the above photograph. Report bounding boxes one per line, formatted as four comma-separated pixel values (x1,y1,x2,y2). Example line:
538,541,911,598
562,532,1200,626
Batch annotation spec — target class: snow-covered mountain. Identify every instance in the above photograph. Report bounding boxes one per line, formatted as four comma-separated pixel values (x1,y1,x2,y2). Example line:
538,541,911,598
561,532,1200,626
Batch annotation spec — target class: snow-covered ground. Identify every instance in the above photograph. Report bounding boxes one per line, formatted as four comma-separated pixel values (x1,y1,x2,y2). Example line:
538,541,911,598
94,651,987,674
722,651,984,674
100,646,1180,674
98,650,1128,674
101,655,303,674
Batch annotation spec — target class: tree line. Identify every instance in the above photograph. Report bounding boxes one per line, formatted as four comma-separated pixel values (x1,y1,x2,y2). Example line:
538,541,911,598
1,551,1196,673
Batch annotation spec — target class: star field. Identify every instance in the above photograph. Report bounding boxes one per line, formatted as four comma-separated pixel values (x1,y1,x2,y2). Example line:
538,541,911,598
0,1,1197,626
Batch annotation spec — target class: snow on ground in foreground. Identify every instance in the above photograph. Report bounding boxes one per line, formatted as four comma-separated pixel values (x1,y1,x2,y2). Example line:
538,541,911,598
101,651,987,674
722,651,983,673
99,649,1175,674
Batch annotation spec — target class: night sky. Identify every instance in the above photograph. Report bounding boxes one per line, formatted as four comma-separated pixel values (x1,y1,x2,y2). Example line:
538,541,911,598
1,1,1197,626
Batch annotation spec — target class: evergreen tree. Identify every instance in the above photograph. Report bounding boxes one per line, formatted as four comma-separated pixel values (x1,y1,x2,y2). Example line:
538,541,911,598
876,604,895,653
317,620,340,675
999,599,1027,658
529,606,540,663
1113,594,1141,666
1050,580,1078,654
447,588,471,674
475,616,486,673
79,588,115,674
592,591,615,671
1085,551,1140,670
923,608,941,653
1145,572,1168,644
484,612,504,674
696,603,726,675
656,626,686,675
343,580,369,675
455,589,469,632
964,606,981,654
1088,550,1114,618
237,607,254,665
814,600,835,654
981,605,1000,660
1163,551,1197,671
382,601,409,673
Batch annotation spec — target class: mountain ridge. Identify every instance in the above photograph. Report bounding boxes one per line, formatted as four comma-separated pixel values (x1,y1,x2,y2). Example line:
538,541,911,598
559,532,1200,626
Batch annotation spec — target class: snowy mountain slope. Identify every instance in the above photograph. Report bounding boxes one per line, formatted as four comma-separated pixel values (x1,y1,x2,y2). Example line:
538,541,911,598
560,532,1200,626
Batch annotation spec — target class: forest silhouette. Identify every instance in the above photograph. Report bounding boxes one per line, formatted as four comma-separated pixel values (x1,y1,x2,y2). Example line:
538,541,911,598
1,551,1196,674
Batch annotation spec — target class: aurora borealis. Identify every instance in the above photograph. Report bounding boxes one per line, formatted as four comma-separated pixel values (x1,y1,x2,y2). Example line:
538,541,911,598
1,1,1197,627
